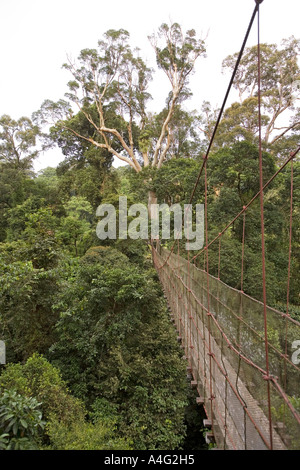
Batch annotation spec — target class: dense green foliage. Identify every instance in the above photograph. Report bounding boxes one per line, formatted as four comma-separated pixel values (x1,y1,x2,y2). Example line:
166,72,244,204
0,25,299,451
0,389,44,450
151,142,299,308
0,354,132,450
0,161,191,449
50,246,188,449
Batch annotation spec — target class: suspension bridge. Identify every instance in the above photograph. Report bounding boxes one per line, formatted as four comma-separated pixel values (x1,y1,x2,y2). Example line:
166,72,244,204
151,0,300,450
152,244,300,450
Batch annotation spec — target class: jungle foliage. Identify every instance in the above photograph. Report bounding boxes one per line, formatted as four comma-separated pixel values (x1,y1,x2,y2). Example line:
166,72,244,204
0,25,299,451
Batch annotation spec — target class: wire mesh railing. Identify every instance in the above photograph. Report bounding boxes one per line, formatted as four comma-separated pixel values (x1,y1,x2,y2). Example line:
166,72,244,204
152,243,300,450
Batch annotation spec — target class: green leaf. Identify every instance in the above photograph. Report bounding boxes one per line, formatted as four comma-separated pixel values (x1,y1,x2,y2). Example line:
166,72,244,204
20,419,28,429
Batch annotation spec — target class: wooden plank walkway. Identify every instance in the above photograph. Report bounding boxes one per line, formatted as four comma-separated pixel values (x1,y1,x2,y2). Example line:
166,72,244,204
152,244,300,450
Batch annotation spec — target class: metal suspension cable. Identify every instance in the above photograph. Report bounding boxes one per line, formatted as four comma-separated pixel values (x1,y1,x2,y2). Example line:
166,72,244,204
155,1,261,270
152,1,300,450
191,146,300,262
256,1,273,449
188,1,261,205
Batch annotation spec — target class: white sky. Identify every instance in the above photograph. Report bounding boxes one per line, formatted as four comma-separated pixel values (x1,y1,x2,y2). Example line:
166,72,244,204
0,0,299,171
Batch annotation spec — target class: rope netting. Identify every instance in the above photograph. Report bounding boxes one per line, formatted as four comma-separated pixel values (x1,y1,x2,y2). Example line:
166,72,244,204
152,243,300,450
151,0,300,450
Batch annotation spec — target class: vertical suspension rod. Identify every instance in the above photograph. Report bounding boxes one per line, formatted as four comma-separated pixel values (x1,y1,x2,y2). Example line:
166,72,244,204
256,0,273,450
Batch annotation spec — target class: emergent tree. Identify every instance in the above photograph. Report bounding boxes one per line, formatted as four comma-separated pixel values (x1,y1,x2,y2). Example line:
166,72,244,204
34,23,206,211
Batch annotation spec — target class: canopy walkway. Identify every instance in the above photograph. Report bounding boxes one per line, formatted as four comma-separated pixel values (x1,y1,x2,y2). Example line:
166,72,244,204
147,1,300,450
152,244,300,450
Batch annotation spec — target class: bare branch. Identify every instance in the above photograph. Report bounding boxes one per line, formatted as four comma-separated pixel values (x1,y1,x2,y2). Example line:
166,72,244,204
269,120,300,145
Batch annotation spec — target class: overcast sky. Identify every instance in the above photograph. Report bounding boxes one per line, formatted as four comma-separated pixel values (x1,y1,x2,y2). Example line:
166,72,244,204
0,0,299,171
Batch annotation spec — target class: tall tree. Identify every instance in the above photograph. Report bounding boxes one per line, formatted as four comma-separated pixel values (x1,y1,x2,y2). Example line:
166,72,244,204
0,115,41,241
221,37,300,152
148,23,206,168
0,115,40,171
47,105,114,209
34,24,206,216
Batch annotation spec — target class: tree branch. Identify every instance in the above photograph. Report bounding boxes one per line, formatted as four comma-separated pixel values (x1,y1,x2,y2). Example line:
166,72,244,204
153,90,179,167
269,120,300,145
63,124,138,171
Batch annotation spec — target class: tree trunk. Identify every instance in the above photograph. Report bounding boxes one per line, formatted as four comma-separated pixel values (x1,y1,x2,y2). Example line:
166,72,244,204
148,189,157,217
148,190,158,241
